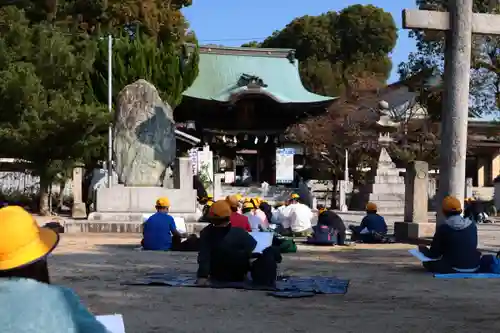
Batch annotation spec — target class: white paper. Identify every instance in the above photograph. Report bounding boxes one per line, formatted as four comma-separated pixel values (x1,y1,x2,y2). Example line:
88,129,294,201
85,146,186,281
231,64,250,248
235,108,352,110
142,214,187,233
97,314,125,333
360,227,370,234
408,248,439,262
250,231,274,254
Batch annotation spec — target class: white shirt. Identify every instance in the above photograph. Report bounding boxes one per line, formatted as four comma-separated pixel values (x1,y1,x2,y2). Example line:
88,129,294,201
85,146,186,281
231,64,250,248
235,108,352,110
244,212,264,231
281,203,312,232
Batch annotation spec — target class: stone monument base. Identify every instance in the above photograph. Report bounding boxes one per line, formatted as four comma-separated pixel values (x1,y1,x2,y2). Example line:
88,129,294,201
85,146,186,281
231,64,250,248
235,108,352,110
394,222,436,241
95,185,197,213
71,202,87,219
64,220,208,234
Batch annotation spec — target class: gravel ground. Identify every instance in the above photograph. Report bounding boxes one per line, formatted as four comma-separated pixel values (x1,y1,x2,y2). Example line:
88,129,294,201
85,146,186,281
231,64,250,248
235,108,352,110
48,233,500,333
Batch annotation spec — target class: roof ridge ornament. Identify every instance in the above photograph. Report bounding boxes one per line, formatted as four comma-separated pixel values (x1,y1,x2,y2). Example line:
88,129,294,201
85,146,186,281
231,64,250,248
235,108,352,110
237,73,268,88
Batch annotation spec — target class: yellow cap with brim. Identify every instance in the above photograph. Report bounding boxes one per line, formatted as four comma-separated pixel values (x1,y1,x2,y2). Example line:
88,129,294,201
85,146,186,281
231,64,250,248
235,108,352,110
0,206,59,271
155,197,170,208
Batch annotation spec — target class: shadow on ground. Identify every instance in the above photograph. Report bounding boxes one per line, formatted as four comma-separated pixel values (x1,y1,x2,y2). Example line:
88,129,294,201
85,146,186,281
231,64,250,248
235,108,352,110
50,234,500,333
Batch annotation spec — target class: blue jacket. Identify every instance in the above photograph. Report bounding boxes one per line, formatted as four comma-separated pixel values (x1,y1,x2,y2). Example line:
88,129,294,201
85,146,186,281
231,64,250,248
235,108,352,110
360,213,388,234
427,215,480,270
143,212,177,250
0,278,108,333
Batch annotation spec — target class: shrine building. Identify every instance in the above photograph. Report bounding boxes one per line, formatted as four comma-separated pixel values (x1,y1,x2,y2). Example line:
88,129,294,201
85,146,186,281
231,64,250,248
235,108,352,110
174,45,335,186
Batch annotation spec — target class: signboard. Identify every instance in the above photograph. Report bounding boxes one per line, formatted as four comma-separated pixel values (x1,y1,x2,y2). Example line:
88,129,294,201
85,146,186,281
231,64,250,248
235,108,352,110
275,148,295,184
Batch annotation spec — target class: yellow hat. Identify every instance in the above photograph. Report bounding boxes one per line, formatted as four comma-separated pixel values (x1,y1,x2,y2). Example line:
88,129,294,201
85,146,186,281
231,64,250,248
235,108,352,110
250,198,260,208
243,202,255,210
0,206,59,271
207,194,213,199
290,193,300,200
225,195,240,208
366,202,377,211
208,200,232,219
442,196,462,213
235,194,243,201
155,197,170,208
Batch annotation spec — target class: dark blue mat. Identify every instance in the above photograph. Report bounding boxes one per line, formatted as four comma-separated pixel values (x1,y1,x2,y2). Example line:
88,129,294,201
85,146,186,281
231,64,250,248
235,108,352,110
122,273,349,295
434,273,500,279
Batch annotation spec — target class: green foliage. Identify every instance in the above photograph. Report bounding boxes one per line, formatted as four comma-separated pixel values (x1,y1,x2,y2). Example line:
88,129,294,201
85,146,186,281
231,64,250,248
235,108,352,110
88,32,199,108
0,7,111,212
399,0,500,118
241,41,261,48
258,5,398,97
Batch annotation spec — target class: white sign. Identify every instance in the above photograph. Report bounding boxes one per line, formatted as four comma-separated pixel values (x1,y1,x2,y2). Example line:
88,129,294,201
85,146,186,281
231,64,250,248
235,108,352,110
188,148,198,175
276,148,294,184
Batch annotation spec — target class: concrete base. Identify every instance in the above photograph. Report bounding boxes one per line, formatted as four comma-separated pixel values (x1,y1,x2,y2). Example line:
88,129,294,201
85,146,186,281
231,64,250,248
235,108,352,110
394,222,436,241
64,221,209,234
87,211,202,223
71,202,87,219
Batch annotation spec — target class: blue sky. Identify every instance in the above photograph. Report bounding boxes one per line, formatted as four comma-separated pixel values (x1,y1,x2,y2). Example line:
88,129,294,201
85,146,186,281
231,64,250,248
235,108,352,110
182,0,417,83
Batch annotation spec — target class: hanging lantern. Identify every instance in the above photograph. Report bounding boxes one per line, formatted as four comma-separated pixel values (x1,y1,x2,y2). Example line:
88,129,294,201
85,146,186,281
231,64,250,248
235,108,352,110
264,135,268,143
254,136,259,144
244,134,248,141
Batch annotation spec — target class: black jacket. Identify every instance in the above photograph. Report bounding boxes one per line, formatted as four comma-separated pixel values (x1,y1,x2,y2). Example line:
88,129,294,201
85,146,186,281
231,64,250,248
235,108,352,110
424,215,481,270
317,210,346,232
197,224,257,279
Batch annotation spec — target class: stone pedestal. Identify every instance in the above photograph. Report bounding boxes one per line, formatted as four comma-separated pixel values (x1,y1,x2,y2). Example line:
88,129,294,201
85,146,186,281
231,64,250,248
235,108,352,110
90,157,198,221
356,148,405,213
395,161,435,241
494,178,500,211
71,166,87,219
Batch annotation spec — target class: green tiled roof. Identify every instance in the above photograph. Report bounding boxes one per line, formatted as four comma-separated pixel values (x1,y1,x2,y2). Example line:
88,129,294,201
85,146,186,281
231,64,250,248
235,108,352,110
183,46,336,104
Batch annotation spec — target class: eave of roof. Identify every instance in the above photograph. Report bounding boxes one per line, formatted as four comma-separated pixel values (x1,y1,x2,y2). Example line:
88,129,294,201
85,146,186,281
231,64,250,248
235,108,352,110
183,45,336,104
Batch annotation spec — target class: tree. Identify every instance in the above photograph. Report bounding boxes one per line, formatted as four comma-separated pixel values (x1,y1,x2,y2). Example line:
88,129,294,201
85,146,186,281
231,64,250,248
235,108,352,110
287,75,384,207
0,7,110,214
241,40,261,48
257,5,397,97
398,0,500,118
88,31,199,108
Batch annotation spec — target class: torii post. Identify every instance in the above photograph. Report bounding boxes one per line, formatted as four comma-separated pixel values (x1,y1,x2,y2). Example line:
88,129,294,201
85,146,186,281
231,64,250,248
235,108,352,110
403,1,500,223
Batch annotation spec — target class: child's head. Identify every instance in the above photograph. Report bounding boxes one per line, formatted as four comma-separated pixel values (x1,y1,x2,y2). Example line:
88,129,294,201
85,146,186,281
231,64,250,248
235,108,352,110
365,202,377,214
225,195,240,212
207,200,232,226
155,197,170,212
0,206,59,284
442,196,462,217
242,201,254,215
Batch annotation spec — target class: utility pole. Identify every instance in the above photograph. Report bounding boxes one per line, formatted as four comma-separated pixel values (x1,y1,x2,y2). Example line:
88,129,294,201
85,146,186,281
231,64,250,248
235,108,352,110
107,34,113,188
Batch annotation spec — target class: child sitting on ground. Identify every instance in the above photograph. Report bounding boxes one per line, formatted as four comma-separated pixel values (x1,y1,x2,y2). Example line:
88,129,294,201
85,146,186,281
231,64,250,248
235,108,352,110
419,196,481,274
349,202,387,243
196,200,281,287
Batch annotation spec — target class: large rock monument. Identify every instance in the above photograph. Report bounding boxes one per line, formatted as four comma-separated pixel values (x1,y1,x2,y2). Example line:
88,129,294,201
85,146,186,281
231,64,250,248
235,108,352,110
114,79,176,186
87,80,199,226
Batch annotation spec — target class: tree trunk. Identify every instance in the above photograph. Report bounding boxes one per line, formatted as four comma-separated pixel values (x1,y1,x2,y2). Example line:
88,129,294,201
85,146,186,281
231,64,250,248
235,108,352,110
39,175,51,216
330,175,338,209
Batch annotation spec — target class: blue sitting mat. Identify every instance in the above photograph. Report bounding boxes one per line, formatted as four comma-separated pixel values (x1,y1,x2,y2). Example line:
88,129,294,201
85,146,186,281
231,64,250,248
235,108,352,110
122,273,349,295
268,291,316,298
434,273,500,279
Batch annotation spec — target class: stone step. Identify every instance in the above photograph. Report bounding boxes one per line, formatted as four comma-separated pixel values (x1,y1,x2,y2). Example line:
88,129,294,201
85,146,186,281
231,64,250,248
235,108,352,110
368,193,405,201
374,175,405,184
372,201,405,208
64,221,209,234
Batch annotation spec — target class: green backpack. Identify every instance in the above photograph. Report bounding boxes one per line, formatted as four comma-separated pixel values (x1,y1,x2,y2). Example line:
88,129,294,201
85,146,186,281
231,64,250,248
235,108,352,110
278,238,297,253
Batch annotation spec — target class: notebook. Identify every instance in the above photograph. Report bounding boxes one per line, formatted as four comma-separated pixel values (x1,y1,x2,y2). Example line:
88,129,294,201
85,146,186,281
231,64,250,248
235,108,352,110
408,248,439,262
96,314,125,333
249,231,274,254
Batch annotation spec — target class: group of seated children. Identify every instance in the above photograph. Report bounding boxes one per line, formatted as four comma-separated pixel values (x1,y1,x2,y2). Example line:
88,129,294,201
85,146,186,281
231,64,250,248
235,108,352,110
0,206,109,332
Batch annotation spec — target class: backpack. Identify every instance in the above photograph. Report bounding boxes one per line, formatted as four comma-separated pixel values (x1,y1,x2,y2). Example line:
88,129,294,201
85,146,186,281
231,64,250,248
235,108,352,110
272,235,297,253
479,253,500,273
